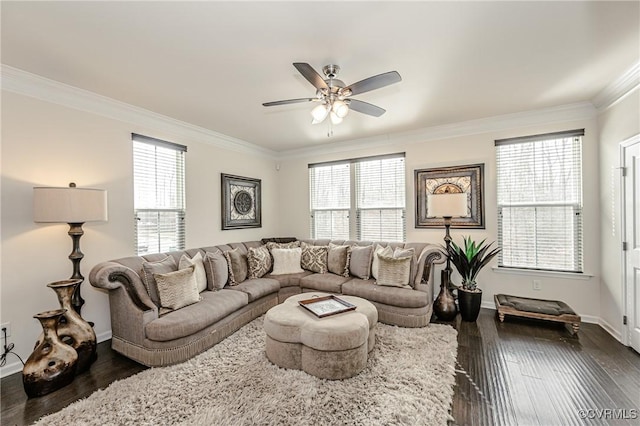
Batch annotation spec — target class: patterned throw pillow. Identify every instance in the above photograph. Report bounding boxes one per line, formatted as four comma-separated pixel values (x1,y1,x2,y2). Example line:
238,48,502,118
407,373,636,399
154,265,201,315
204,250,228,290
327,243,351,277
300,242,328,273
179,252,207,292
247,246,272,279
393,247,417,287
266,241,301,251
224,248,248,285
375,254,412,288
270,248,305,275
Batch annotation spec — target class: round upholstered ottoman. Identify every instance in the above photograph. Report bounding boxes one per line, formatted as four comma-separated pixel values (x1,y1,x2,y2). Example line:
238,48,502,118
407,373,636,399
264,292,378,380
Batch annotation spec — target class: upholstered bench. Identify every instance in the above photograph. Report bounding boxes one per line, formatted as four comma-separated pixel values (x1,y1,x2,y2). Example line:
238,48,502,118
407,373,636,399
263,292,378,379
494,294,581,335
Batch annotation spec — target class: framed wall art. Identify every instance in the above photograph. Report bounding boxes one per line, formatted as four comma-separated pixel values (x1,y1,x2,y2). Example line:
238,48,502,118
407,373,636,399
414,163,485,229
221,174,262,230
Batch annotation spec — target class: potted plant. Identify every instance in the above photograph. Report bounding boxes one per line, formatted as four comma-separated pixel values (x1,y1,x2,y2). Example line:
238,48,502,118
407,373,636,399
447,236,501,322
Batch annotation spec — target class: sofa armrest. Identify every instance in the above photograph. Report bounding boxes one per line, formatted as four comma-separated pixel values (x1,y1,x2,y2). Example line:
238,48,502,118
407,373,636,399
414,245,446,298
89,262,158,344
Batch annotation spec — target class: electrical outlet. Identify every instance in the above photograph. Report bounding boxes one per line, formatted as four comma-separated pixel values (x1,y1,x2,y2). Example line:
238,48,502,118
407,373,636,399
532,280,541,291
1,322,10,339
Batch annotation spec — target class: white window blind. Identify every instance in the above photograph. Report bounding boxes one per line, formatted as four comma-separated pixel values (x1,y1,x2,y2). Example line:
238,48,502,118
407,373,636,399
495,129,583,272
133,134,186,255
309,153,406,241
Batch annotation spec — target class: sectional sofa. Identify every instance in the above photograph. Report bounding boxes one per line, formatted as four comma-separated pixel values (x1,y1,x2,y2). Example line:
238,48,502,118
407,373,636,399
89,238,445,367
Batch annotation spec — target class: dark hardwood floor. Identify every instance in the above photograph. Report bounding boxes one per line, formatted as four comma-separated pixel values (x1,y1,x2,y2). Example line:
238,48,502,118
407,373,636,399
2,308,639,425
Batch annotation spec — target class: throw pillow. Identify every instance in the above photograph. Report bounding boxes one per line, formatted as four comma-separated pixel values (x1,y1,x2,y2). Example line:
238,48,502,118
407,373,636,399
376,254,412,288
141,255,178,306
349,245,374,280
327,243,350,277
371,245,393,280
179,252,207,292
154,265,201,315
393,247,418,287
300,242,328,273
204,250,228,290
224,248,248,285
247,246,272,279
270,248,305,275
266,241,301,251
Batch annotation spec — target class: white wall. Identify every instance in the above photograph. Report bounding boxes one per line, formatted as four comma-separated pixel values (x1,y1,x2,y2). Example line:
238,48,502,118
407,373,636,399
0,90,279,376
597,88,640,341
278,117,602,320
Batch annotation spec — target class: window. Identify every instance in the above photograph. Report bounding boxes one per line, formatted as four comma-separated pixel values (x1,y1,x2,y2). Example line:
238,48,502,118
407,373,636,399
133,134,186,255
309,154,406,241
495,129,583,272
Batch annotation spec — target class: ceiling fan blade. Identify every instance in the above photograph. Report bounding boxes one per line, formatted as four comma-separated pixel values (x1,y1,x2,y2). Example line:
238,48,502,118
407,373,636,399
344,71,401,96
293,63,329,91
262,98,315,107
348,99,386,117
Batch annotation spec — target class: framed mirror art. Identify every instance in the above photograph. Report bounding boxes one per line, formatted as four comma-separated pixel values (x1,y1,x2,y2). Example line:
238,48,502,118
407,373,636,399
221,173,262,230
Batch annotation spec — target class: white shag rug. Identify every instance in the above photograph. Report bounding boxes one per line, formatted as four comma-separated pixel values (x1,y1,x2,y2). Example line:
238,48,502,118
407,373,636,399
34,316,458,426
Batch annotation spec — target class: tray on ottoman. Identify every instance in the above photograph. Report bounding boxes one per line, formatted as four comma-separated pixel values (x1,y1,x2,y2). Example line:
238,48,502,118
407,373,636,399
494,294,581,335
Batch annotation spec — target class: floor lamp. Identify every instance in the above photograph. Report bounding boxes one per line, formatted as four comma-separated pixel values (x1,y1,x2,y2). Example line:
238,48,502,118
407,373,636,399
428,192,468,320
33,183,108,317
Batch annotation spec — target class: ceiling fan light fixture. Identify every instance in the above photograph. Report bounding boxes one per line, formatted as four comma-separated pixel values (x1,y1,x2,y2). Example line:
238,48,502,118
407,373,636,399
311,103,330,124
332,100,349,118
330,111,343,125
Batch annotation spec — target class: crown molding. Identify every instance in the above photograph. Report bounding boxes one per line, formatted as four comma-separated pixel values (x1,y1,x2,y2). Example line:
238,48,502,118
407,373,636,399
0,65,277,159
592,62,640,112
278,102,597,159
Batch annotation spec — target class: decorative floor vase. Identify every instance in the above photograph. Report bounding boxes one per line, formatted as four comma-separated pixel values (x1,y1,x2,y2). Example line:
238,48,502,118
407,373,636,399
434,270,457,321
44,279,97,373
23,309,78,398
459,288,483,322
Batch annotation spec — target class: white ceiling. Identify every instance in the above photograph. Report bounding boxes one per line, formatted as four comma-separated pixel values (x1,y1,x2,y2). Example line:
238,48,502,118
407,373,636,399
2,1,639,152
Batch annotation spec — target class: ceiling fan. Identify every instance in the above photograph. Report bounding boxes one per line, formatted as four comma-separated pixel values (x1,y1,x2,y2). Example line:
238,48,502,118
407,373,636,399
263,63,402,125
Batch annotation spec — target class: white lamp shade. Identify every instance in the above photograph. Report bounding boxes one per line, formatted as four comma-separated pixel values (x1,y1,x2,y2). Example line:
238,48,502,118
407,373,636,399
427,192,468,218
311,103,330,124
33,186,108,223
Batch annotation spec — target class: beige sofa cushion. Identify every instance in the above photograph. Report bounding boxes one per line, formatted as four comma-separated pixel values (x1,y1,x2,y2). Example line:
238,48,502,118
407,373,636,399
265,271,313,288
230,278,280,302
341,279,429,308
300,273,351,293
145,289,248,342
376,253,412,287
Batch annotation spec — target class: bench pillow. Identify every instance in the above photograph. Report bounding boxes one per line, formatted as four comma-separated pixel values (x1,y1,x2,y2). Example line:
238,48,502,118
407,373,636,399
179,252,207,292
270,248,305,275
154,265,201,315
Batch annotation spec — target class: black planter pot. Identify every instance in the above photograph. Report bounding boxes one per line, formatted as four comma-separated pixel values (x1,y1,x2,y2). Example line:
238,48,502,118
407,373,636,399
458,288,482,322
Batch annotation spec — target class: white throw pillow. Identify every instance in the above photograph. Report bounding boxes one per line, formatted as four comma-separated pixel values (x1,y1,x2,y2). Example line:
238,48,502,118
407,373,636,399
270,248,305,275
179,252,207,292
375,254,412,288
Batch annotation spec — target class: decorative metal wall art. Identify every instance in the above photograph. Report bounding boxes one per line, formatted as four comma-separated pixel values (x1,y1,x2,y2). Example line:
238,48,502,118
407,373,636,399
415,163,485,228
221,174,262,230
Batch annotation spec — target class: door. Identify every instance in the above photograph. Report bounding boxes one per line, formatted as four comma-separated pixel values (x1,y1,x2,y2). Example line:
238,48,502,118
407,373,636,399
623,135,640,353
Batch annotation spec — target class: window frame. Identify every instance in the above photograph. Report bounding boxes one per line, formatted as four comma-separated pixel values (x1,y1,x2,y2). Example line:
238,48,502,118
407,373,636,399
495,129,584,273
309,153,406,241
132,133,187,255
